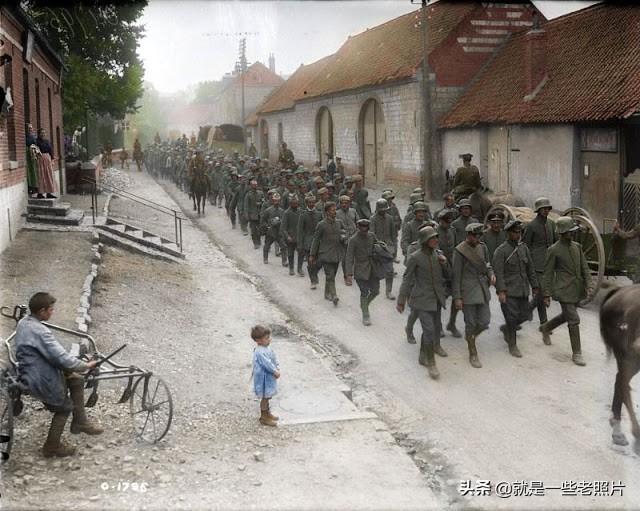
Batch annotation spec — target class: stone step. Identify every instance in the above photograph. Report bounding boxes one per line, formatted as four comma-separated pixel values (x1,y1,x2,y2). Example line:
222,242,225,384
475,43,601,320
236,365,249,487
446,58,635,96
28,198,58,207
98,231,183,264
27,203,71,217
97,222,185,259
26,209,84,226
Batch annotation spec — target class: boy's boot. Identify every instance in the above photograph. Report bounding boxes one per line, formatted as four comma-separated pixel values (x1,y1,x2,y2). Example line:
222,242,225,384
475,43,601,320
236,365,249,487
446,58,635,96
425,344,440,380
43,412,76,458
466,334,482,368
568,325,586,366
385,277,395,300
360,296,371,326
68,378,104,435
265,405,279,422
447,308,462,338
259,409,277,427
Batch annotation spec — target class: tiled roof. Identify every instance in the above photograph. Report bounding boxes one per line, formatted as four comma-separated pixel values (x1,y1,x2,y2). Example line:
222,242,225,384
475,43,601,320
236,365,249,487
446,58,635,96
440,4,640,128
245,111,258,126
231,62,284,88
302,1,478,100
258,55,336,114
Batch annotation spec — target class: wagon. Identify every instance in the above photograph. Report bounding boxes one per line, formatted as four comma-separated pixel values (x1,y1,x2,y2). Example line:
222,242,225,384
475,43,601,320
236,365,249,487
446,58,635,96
0,305,173,463
482,204,636,305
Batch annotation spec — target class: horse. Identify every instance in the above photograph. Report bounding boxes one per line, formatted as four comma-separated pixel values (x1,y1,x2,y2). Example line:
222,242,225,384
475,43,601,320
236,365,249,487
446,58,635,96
191,172,210,216
599,283,640,447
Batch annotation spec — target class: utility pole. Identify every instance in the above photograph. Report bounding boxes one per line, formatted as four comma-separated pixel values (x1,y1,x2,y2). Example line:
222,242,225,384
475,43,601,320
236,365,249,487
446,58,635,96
420,0,432,199
236,38,248,154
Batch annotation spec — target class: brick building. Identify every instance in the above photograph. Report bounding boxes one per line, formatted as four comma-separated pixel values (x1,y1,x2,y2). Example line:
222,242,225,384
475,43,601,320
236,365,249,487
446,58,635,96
0,5,64,253
440,3,640,229
254,1,538,189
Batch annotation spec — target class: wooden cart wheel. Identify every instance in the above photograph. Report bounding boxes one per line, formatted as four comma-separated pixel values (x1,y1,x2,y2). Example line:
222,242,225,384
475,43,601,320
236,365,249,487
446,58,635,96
483,204,517,225
570,214,605,305
0,385,14,464
129,375,173,443
563,207,594,223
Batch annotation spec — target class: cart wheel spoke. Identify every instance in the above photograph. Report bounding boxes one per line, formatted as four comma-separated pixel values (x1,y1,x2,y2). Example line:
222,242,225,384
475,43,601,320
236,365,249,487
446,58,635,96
129,375,173,443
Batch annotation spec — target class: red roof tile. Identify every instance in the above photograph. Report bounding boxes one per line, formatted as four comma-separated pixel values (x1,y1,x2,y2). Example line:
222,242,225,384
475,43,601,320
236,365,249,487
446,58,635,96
231,62,284,88
258,55,336,114
302,1,478,100
440,4,640,128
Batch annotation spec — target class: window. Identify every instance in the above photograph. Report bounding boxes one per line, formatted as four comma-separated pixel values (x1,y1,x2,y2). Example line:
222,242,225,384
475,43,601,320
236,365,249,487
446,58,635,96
22,68,30,125
35,77,40,131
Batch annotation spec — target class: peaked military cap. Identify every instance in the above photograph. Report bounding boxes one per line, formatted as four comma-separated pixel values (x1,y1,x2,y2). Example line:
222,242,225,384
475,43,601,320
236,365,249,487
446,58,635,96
457,198,472,209
356,218,370,227
504,219,524,231
465,222,485,235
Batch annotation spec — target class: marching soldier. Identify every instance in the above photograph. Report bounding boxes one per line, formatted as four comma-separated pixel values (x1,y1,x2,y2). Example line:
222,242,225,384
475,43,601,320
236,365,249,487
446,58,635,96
397,226,449,380
337,195,358,284
540,216,592,366
371,198,398,300
452,199,479,245
382,190,402,237
434,192,458,221
452,153,482,200
309,202,345,306
492,220,538,358
261,193,287,266
523,197,557,337
345,219,381,326
401,201,430,259
280,195,302,276
353,175,371,219
244,180,264,249
297,193,323,285
237,174,250,235
278,142,295,169
484,213,507,260
453,223,495,368
227,170,240,228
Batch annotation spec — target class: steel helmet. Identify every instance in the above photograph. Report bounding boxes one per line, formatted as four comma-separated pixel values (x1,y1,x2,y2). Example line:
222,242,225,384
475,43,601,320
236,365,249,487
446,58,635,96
534,197,552,211
556,216,579,234
376,198,390,212
413,201,428,213
418,226,439,244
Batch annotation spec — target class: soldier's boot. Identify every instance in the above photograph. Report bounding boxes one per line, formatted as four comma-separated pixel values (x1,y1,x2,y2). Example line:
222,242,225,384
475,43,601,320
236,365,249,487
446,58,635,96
465,334,482,368
433,336,448,357
425,343,440,380
42,412,76,458
507,328,522,358
385,277,396,300
68,378,104,435
568,325,586,366
539,315,563,346
330,282,339,307
405,309,418,344
324,281,332,300
263,245,269,264
418,341,428,367
282,251,288,268
360,296,372,326
367,289,379,306
446,308,462,338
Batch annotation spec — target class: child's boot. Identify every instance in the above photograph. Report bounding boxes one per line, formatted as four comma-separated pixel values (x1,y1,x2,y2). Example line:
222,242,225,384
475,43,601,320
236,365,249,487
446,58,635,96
259,409,278,427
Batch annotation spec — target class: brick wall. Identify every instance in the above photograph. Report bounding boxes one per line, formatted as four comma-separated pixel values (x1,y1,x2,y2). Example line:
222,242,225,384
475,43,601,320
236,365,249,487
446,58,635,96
0,7,64,253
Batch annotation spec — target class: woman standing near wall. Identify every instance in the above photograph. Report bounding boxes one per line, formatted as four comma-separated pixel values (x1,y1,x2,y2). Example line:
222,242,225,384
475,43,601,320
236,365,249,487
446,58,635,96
36,128,57,199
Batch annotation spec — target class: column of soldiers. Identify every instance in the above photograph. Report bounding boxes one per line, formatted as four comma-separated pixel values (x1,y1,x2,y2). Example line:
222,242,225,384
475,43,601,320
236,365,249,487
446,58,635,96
144,140,593,380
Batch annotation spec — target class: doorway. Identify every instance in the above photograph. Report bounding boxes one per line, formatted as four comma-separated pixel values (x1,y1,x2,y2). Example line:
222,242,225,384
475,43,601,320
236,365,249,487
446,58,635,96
360,99,385,184
316,107,334,167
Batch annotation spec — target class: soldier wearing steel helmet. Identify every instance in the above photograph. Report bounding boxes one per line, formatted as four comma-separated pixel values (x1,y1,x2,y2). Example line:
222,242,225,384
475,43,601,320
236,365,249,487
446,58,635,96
452,222,495,369
260,193,287,266
401,201,433,259
540,216,592,366
492,219,539,358
451,199,480,245
280,194,302,276
297,193,324,285
345,218,381,326
523,197,558,334
371,198,398,300
397,225,450,380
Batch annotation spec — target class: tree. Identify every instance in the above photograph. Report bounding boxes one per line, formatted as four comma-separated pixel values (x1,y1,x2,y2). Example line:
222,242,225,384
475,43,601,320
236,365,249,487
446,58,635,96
193,80,223,104
21,1,147,130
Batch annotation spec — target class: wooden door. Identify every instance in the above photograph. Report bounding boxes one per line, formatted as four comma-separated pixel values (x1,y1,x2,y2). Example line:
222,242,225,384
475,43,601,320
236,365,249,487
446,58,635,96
488,126,509,193
319,108,333,167
363,101,376,182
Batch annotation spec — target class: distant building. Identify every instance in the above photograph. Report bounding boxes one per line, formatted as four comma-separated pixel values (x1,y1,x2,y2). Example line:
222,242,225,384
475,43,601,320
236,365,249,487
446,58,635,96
0,5,64,253
254,0,538,187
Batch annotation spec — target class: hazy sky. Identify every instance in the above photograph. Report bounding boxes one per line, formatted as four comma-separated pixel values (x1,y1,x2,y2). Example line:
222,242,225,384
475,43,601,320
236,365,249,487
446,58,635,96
138,0,600,94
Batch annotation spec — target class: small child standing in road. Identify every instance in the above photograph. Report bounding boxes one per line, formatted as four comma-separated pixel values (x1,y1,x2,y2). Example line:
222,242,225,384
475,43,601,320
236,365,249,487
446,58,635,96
251,325,280,426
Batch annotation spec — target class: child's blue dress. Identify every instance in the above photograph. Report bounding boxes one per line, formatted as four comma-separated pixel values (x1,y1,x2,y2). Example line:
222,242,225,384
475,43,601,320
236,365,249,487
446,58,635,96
253,345,278,398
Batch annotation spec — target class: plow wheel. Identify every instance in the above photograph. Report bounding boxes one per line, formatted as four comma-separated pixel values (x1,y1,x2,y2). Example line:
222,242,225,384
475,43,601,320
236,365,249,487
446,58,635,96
129,375,173,443
563,209,605,305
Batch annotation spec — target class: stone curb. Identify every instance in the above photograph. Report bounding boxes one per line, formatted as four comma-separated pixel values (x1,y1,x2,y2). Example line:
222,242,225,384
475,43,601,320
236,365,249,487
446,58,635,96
75,231,104,333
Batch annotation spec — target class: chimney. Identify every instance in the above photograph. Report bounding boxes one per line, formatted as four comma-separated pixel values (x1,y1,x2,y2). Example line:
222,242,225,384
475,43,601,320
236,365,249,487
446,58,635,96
524,25,547,101
268,53,275,74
